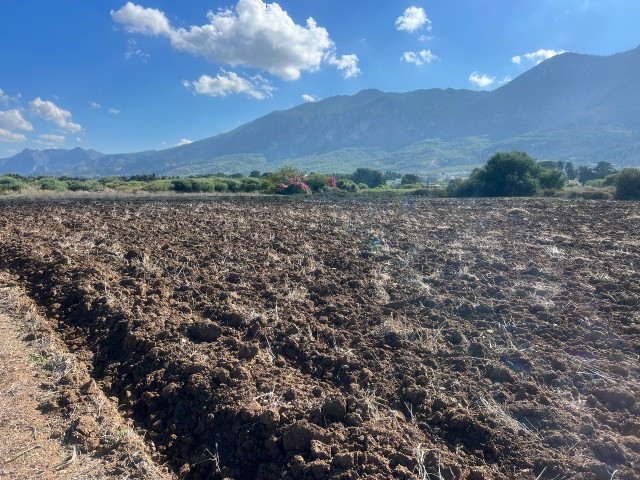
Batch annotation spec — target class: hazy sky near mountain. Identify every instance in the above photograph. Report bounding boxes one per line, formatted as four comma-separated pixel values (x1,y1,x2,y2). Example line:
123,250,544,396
1,0,639,157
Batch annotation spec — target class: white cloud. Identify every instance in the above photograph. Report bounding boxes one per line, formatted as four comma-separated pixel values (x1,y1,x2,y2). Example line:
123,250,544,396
29,98,82,132
111,2,171,36
184,70,274,99
499,75,512,86
0,109,33,132
38,134,65,143
325,53,360,79
176,138,193,146
108,108,121,114
112,0,358,80
88,101,102,109
0,129,26,142
125,39,150,61
396,6,431,33
512,49,566,65
76,137,83,142
401,49,438,66
302,94,316,103
469,71,495,88
0,88,8,104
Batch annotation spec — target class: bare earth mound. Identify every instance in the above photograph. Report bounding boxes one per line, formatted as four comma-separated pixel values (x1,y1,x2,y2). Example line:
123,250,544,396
0,196,638,479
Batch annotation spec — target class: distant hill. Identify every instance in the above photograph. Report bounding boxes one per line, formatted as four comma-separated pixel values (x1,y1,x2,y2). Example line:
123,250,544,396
2,45,640,176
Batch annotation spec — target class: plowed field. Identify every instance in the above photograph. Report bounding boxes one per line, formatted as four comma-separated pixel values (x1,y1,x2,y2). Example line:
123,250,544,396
0,196,639,480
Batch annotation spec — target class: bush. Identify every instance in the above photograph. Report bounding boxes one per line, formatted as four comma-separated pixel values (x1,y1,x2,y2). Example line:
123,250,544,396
144,180,172,192
337,179,359,193
171,178,217,193
240,177,263,192
0,175,28,193
67,179,103,191
614,168,640,200
449,151,566,197
275,177,311,195
35,177,69,192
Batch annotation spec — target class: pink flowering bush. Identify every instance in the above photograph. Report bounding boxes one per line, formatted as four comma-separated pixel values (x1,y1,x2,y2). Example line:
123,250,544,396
275,177,312,195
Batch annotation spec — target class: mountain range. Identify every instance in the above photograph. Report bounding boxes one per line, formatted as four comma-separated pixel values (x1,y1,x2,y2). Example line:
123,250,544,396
2,45,640,177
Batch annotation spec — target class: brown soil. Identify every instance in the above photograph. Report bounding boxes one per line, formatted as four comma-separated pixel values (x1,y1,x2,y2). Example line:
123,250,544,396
0,196,638,480
0,273,173,479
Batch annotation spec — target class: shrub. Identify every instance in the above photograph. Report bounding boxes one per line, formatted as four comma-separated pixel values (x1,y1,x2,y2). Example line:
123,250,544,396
449,151,566,197
213,182,228,193
614,168,640,200
67,179,103,191
0,175,28,193
144,180,172,192
241,177,263,192
275,177,311,195
35,177,69,192
337,179,359,192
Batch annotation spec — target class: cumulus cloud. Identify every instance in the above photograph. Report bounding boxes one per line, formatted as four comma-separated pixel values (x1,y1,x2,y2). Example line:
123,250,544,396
302,94,316,103
0,129,26,142
512,49,566,65
401,49,438,66
88,101,102,109
111,2,171,36
176,138,193,146
29,98,82,132
469,71,495,88
111,0,358,80
325,53,360,79
396,6,431,32
108,108,121,114
0,109,33,132
184,70,274,99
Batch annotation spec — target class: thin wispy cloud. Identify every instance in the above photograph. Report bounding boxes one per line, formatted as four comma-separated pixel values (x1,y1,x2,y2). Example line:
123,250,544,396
124,39,150,61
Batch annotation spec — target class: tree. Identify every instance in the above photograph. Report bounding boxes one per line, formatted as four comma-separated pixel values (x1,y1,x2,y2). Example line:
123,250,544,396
401,174,421,185
594,161,617,179
578,161,617,184
448,151,566,197
564,161,578,180
351,168,384,188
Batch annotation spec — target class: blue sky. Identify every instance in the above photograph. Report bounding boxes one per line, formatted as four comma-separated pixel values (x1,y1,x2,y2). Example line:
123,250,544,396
1,0,639,157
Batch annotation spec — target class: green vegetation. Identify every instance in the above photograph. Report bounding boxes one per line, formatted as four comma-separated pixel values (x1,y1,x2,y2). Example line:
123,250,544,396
447,151,567,197
0,156,638,200
613,168,640,200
